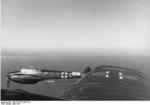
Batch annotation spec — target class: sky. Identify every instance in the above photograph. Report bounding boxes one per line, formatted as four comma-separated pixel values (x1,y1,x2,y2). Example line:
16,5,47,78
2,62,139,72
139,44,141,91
1,0,150,54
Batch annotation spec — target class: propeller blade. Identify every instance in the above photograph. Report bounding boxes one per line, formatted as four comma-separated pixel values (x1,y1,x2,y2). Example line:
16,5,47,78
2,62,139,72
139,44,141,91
7,75,10,88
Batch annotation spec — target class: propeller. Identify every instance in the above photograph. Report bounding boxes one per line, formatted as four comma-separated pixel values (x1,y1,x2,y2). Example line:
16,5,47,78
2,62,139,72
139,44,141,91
6,74,11,88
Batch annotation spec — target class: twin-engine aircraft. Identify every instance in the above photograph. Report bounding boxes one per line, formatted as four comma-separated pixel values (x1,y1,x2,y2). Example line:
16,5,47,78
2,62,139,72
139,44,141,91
5,65,150,100
6,66,91,87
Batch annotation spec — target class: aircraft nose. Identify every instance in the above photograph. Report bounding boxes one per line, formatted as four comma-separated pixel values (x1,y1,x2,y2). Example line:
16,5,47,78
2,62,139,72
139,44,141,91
10,75,19,79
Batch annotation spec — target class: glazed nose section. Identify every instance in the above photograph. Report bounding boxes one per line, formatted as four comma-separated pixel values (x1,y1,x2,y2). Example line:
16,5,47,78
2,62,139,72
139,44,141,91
6,72,19,79
8,74,22,83
10,75,20,80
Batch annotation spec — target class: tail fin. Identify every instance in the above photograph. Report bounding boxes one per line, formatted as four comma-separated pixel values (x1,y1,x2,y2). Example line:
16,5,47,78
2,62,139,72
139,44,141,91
83,66,91,75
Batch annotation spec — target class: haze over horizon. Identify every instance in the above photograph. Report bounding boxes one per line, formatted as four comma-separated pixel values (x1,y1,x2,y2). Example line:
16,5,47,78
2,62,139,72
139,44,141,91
2,0,150,55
